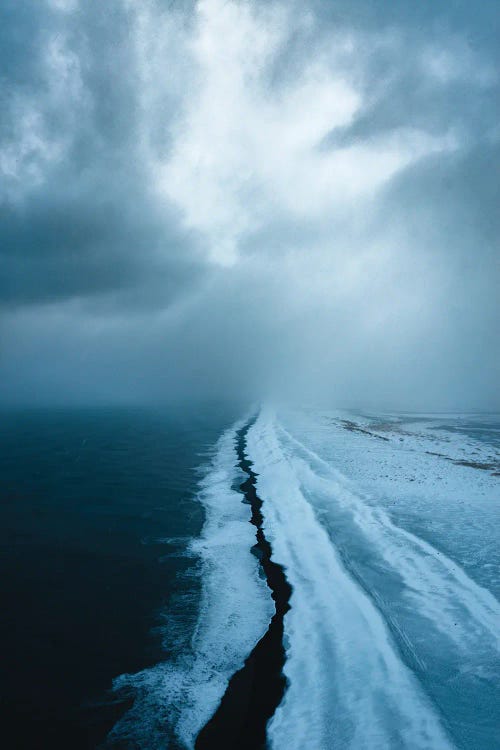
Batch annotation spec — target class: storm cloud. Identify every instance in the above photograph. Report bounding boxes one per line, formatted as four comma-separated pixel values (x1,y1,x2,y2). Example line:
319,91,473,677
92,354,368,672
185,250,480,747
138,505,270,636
1,0,498,409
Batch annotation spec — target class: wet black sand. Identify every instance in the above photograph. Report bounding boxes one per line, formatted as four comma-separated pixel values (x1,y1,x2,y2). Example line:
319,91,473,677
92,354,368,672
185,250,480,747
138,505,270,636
196,419,292,750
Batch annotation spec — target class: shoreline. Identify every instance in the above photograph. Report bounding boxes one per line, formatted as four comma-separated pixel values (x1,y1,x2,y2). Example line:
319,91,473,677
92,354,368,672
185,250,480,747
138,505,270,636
195,419,292,750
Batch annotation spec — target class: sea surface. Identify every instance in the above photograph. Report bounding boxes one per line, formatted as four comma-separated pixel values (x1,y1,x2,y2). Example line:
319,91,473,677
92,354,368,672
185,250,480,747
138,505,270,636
1,405,499,749
0,405,239,749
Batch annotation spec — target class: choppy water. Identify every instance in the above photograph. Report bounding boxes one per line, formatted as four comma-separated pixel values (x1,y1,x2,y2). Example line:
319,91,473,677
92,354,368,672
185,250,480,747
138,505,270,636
1,405,498,749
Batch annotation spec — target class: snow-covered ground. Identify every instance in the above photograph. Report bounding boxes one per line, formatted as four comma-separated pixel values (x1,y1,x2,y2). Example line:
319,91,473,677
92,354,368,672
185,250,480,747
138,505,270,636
247,407,500,750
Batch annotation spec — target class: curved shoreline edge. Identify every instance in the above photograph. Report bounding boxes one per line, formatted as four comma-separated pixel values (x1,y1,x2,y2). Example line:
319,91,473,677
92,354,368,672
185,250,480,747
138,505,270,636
195,417,292,750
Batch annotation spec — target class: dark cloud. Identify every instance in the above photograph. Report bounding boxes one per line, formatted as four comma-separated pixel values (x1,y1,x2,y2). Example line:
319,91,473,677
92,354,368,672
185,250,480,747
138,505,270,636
0,0,498,409
1,0,204,312
0,166,205,309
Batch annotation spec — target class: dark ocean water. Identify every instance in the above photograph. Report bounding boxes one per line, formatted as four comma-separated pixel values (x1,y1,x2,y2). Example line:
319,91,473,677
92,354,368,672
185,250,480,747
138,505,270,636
0,405,238,749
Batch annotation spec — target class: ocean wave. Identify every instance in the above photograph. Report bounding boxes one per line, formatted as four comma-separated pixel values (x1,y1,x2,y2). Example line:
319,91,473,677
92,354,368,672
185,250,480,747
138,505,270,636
105,417,272,748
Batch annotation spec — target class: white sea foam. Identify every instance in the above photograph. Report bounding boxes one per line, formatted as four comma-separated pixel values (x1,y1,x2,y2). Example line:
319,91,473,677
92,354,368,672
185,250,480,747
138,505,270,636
247,408,456,750
277,423,500,656
271,408,500,748
107,417,272,748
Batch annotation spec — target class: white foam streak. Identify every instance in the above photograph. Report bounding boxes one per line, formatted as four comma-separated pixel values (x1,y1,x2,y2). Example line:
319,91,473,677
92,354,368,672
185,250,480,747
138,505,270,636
247,408,455,750
278,423,500,656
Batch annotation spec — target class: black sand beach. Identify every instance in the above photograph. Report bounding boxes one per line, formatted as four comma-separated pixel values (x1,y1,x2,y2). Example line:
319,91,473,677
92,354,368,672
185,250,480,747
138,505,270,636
196,420,292,750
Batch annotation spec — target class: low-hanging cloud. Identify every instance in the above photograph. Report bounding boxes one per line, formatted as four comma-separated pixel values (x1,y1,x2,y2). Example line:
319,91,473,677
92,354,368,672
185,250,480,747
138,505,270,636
1,0,498,409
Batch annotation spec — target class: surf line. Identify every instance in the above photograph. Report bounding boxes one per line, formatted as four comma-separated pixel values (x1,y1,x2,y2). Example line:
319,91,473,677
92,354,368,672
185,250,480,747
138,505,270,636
195,418,292,750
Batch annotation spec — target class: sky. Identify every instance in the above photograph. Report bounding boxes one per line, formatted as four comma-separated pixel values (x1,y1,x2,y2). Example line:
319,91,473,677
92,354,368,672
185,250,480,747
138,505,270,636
1,0,499,410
